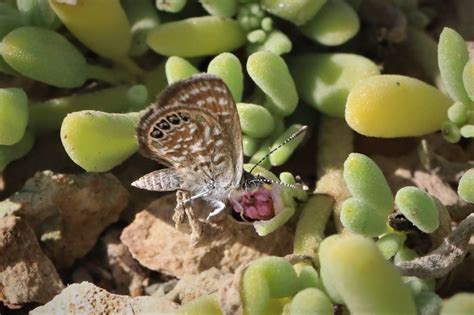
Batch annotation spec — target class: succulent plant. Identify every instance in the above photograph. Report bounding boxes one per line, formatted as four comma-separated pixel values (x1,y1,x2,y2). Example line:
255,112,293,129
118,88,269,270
1,1,473,313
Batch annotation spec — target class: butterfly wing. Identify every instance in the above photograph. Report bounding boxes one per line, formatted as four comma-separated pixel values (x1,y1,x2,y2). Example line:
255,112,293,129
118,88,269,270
137,74,243,192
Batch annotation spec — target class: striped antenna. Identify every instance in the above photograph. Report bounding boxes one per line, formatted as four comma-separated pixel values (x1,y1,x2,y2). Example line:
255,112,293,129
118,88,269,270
253,175,302,190
249,125,308,174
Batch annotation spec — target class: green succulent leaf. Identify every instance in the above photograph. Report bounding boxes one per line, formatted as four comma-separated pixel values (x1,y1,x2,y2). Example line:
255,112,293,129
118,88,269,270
1,26,87,87
0,87,28,145
61,111,139,172
395,186,439,233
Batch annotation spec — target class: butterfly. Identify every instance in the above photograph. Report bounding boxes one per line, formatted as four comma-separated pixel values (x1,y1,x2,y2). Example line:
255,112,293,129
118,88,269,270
132,73,307,220
132,74,262,218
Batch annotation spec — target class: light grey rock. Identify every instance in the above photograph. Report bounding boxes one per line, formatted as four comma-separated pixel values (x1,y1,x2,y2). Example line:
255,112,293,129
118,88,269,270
30,282,178,315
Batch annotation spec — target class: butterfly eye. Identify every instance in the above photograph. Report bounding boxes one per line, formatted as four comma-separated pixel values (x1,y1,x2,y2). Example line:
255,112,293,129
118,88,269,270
157,119,171,130
150,128,164,139
166,114,180,125
178,111,190,122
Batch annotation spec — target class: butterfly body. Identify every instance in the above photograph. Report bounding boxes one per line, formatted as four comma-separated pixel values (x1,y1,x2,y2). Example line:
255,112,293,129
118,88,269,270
133,74,252,217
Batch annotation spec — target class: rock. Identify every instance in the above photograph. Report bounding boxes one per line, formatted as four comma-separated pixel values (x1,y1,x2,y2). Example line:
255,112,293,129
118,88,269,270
102,229,149,296
67,228,151,296
30,282,178,314
121,194,293,277
145,279,178,297
218,266,245,315
0,171,129,268
165,267,232,304
0,216,63,306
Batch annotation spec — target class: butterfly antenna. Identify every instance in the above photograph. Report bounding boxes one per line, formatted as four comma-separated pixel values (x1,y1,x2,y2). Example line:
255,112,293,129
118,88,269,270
253,175,306,190
249,125,308,174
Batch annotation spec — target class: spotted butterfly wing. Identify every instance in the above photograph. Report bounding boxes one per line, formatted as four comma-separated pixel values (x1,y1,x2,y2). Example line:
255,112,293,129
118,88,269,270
133,74,243,203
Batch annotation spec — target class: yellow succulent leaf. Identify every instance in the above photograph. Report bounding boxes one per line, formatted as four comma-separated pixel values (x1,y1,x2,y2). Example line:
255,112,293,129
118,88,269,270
147,16,246,57
345,75,452,137
49,0,131,62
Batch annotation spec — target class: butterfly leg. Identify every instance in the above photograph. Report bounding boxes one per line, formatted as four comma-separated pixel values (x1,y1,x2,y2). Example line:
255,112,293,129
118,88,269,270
206,200,226,220
186,189,211,202
174,190,202,242
174,189,206,226
173,190,188,226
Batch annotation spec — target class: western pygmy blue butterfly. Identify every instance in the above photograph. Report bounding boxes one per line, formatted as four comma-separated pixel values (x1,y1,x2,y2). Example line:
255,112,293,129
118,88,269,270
132,73,306,220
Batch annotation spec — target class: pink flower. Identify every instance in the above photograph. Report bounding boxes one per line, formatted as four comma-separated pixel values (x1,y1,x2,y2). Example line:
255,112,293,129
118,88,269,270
231,186,281,221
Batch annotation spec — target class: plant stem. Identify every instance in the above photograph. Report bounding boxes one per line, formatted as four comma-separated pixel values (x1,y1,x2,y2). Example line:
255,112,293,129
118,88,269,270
294,194,334,266
116,56,145,77
86,64,134,85
29,85,133,134
0,130,35,171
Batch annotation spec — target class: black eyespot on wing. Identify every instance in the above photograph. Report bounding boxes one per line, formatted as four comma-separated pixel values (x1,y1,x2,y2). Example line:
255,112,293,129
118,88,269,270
150,128,164,139
157,119,171,130
178,111,190,122
167,114,180,125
